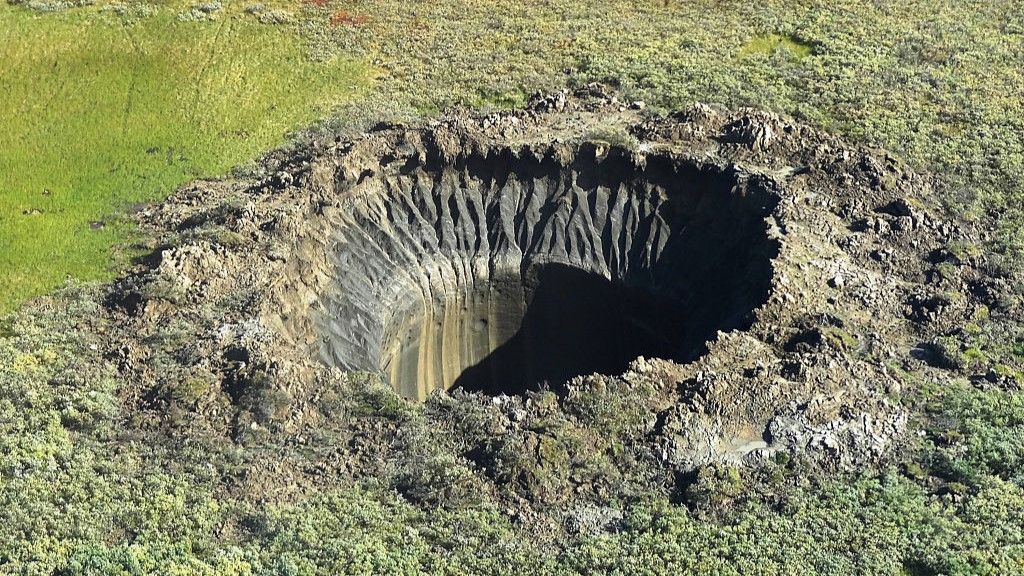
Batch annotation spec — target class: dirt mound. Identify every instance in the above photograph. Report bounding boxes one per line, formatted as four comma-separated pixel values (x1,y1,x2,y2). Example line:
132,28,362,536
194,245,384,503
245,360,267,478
105,87,987,501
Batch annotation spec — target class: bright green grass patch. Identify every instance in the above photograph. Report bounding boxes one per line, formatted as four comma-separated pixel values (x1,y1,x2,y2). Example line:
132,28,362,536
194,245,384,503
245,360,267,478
739,33,814,59
0,6,371,313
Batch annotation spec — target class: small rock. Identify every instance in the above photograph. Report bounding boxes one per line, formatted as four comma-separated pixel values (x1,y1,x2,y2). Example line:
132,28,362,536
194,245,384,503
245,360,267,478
829,275,845,288
274,171,294,187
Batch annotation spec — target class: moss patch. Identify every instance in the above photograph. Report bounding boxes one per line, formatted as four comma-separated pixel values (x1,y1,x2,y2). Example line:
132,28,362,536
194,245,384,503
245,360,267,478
739,33,814,59
0,6,371,313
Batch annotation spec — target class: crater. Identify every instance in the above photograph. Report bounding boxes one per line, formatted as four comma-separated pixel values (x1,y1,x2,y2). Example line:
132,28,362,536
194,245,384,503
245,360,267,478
319,143,780,400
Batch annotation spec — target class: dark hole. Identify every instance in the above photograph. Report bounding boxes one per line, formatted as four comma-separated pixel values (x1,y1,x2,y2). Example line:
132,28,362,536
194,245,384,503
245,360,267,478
453,264,692,395
320,146,779,400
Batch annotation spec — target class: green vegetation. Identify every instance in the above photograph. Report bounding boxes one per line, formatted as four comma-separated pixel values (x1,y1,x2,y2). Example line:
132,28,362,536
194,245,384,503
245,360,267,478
4,1,1024,312
2,286,1024,574
311,0,1024,257
739,33,815,60
0,5,370,312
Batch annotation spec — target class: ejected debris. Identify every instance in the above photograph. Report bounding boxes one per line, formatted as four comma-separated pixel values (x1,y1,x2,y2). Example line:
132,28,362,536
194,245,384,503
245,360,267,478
105,87,988,493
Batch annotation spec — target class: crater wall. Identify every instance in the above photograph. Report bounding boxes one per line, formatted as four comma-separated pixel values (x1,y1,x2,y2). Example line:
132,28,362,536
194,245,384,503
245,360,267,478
319,146,779,399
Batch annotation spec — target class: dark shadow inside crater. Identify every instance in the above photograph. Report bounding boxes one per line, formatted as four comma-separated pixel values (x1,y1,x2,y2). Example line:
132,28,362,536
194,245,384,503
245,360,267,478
320,144,780,400
453,264,693,396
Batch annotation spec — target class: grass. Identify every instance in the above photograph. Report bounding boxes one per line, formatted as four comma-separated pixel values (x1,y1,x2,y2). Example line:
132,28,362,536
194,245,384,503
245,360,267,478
308,0,1024,247
3,1,1024,312
739,33,814,59
0,5,371,313
2,284,1024,574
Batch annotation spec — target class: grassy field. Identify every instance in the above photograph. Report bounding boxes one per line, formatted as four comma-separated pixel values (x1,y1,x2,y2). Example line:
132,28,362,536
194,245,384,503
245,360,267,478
309,0,1024,269
0,5,370,313
3,1,1024,314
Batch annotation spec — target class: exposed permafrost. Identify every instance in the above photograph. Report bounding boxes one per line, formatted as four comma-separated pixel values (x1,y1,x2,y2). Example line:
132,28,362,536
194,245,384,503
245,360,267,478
114,88,983,474
320,145,778,399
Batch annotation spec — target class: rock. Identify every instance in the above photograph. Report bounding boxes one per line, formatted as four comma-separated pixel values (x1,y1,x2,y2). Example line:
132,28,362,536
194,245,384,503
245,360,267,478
720,112,787,151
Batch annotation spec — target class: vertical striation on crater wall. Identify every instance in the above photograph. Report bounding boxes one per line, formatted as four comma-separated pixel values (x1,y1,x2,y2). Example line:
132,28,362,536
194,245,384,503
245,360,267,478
320,146,779,400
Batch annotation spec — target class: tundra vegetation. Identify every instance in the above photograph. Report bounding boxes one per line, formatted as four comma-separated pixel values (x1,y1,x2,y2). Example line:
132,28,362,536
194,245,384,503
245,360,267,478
3,283,1023,573
2,1,1024,574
